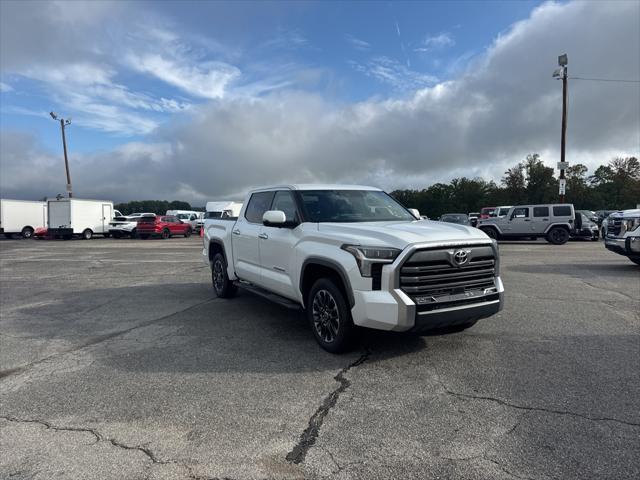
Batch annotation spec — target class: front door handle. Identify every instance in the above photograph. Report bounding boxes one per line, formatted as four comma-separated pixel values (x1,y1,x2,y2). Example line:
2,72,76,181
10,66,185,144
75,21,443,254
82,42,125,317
258,233,268,239
232,228,241,235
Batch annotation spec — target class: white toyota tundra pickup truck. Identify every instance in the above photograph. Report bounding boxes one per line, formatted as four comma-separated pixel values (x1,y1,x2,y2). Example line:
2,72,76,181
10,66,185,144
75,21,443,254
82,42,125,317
202,185,504,352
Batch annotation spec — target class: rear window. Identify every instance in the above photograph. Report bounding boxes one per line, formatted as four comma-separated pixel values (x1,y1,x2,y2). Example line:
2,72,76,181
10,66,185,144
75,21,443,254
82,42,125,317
138,216,156,223
245,191,275,223
553,206,572,217
533,207,549,217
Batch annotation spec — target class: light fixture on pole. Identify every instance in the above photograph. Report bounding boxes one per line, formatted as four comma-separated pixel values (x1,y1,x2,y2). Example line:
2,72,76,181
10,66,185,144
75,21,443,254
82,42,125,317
50,111,73,198
553,54,568,203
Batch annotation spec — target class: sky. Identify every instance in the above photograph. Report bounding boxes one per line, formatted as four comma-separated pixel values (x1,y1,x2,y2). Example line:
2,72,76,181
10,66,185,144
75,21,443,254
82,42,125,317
0,0,638,204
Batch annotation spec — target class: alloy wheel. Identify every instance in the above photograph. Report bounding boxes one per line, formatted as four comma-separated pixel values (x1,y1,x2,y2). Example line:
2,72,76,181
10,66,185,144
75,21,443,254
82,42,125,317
312,289,340,343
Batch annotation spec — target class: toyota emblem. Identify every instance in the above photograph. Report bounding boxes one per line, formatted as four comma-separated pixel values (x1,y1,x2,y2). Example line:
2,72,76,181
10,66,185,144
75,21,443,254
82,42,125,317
453,249,469,266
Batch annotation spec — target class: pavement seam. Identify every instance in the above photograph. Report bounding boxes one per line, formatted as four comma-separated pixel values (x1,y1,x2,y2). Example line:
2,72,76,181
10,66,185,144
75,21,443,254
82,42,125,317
285,348,370,465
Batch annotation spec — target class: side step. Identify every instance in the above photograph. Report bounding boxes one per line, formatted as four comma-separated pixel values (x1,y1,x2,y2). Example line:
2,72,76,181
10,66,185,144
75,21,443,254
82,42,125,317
236,281,302,310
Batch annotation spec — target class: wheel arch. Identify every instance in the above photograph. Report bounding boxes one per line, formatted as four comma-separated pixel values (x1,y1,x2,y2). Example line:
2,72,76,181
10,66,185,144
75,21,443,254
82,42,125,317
544,222,571,234
300,258,355,309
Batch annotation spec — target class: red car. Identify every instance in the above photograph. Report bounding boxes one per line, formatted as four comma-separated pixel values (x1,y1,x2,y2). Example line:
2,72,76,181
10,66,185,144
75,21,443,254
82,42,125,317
480,207,497,219
136,215,192,239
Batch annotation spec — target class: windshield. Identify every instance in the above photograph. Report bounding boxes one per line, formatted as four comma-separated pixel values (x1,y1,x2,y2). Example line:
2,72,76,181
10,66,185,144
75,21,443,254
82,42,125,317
440,214,468,224
298,190,415,223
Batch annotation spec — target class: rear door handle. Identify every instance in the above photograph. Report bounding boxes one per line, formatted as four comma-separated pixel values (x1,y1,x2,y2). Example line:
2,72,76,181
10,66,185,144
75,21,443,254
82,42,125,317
232,228,241,235
258,233,268,239
524,219,531,222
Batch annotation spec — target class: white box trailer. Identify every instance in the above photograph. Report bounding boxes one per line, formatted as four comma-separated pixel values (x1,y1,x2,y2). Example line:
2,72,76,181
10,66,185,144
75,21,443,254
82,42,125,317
47,198,115,239
0,199,47,238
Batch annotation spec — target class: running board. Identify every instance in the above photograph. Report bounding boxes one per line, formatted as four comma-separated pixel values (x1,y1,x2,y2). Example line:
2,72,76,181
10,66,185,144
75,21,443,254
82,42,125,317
236,281,302,310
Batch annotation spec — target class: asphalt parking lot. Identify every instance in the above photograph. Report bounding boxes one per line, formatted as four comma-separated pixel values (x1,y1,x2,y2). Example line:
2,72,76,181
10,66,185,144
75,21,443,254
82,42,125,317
1,237,638,480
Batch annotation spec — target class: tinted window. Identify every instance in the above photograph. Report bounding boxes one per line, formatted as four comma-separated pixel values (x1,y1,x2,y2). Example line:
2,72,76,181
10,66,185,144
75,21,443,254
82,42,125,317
271,191,298,222
533,207,549,217
511,207,529,218
553,206,572,217
245,191,275,223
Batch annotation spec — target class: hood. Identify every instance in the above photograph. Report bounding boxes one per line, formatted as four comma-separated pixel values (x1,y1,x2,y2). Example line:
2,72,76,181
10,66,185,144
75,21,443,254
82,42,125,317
317,220,489,249
618,209,640,219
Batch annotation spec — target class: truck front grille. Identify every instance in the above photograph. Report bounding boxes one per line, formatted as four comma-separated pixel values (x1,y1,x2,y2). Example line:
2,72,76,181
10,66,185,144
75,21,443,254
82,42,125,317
608,219,623,237
399,245,497,310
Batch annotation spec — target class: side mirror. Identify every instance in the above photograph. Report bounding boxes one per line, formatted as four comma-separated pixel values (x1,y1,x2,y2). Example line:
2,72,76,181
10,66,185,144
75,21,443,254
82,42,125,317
263,210,287,226
408,208,421,220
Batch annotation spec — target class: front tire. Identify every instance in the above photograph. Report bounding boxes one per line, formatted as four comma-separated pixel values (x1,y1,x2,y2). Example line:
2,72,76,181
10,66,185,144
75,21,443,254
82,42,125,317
480,227,498,240
21,227,34,239
184,228,192,238
546,227,569,245
307,278,355,353
630,258,640,266
82,229,93,240
139,234,150,239
211,253,237,298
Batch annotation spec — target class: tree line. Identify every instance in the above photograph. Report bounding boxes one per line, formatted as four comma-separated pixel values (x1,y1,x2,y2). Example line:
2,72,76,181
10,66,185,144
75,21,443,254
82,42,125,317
113,155,639,219
391,155,639,219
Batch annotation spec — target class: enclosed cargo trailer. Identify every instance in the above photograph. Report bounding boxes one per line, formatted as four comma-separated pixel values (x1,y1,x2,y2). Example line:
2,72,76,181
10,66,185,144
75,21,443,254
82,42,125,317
47,198,115,239
0,199,47,238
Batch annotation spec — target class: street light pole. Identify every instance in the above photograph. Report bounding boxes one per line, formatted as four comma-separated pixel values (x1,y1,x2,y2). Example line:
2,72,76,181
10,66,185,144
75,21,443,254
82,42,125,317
559,60,568,203
554,54,568,203
50,112,73,198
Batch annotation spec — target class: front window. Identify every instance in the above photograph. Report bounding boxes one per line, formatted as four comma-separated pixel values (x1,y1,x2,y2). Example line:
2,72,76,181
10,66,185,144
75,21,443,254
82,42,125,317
298,190,415,223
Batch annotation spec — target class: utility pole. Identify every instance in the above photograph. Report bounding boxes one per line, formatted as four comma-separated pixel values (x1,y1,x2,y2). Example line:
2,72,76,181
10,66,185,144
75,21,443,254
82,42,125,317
50,112,73,198
553,54,568,203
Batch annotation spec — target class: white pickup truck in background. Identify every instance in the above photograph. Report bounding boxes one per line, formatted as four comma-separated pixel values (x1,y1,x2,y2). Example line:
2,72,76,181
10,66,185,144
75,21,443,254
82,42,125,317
202,185,504,352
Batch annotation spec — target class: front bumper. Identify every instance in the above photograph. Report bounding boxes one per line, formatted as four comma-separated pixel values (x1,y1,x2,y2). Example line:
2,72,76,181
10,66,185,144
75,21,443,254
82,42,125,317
605,236,640,257
350,240,505,332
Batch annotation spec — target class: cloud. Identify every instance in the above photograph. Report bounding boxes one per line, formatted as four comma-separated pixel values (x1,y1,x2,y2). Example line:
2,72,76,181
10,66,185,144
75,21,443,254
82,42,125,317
345,34,371,51
414,33,455,53
1,1,639,204
0,81,14,92
349,57,438,90
125,53,240,100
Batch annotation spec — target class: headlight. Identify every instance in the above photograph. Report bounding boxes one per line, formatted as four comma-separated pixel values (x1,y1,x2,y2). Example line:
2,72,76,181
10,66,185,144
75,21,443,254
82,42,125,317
623,218,640,233
341,245,401,277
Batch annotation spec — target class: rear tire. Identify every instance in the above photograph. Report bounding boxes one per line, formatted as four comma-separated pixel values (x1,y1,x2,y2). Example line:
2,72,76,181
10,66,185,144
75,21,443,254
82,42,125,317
161,228,170,239
130,228,137,239
546,227,569,245
82,229,93,240
211,253,237,298
480,227,498,240
21,227,34,239
307,278,355,353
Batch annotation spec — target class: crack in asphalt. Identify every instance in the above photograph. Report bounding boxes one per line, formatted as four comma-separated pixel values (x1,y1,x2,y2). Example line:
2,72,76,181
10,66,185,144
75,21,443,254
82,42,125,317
1,415,245,480
0,415,168,464
443,390,640,428
0,298,216,381
285,349,370,464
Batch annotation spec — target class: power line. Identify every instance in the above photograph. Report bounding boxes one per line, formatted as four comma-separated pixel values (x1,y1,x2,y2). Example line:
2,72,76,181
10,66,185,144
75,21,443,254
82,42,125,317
569,76,640,84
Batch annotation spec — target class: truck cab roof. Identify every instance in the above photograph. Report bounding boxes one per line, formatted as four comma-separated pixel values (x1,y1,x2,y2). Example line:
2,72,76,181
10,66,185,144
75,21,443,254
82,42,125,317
249,184,382,193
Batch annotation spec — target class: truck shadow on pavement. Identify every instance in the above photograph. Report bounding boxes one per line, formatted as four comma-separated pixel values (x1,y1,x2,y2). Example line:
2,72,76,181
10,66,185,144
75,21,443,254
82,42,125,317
2,283,429,376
